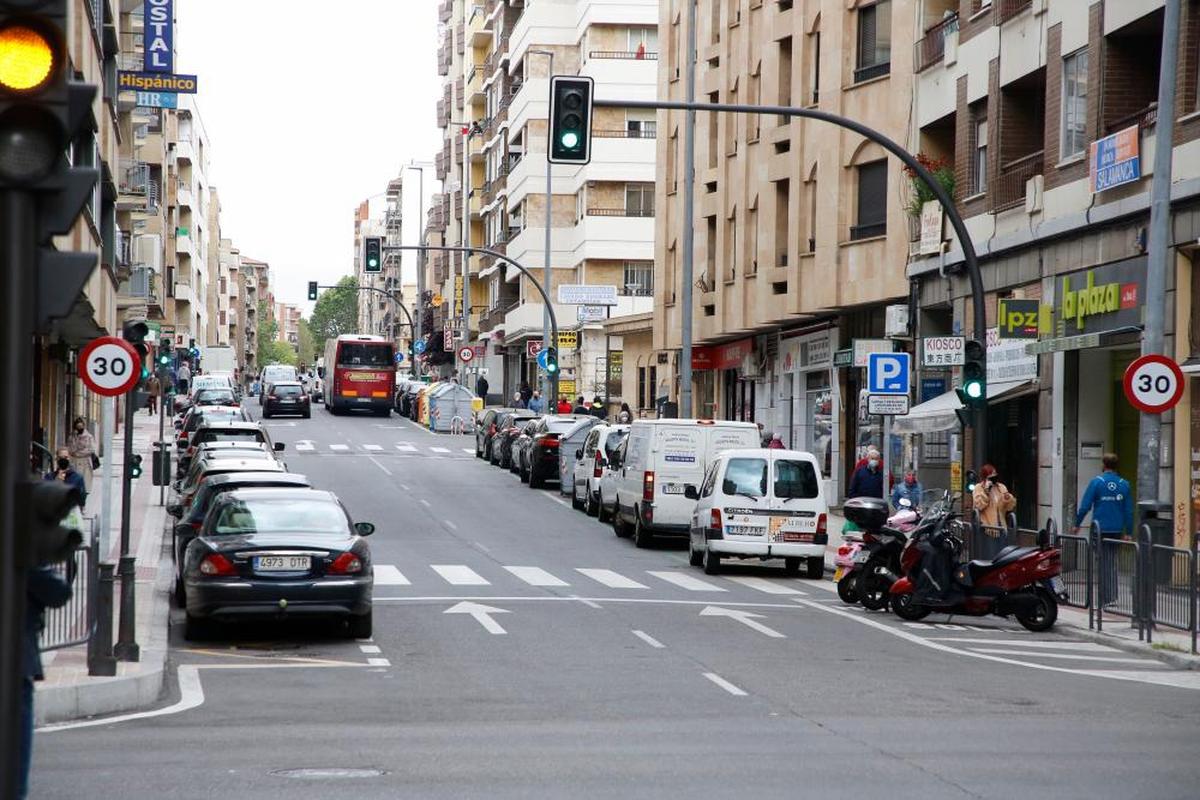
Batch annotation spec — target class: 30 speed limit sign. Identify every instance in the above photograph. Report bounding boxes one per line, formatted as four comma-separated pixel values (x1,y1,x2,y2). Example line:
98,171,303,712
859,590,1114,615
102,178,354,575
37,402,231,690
79,336,142,397
1123,354,1184,414
458,346,475,363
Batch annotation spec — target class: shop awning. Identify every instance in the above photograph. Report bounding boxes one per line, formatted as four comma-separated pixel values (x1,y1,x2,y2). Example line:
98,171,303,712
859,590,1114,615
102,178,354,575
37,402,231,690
892,379,1036,435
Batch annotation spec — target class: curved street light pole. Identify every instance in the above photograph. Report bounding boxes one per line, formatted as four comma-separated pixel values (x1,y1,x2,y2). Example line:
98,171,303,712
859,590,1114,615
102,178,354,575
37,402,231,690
595,96,987,472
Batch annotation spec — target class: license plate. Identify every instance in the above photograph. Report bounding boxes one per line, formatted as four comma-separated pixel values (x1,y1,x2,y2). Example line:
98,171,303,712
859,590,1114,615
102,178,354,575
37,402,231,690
662,484,685,495
1049,576,1065,594
854,551,871,564
253,555,310,572
834,567,845,581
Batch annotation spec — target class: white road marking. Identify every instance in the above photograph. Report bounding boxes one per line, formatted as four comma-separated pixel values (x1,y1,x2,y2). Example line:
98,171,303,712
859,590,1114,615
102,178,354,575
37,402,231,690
505,566,569,587
359,644,382,654
432,564,490,585
926,638,1120,652
419,499,432,508
967,648,1157,665
400,483,412,491
396,444,418,452
543,493,573,509
329,444,350,451
372,565,410,586
366,657,391,667
362,444,383,451
443,519,459,531
373,595,809,609
295,441,315,452
367,457,392,476
576,568,648,589
648,571,727,592
724,576,808,595
703,672,748,697
444,601,508,634
632,630,665,649
699,605,786,638
431,446,451,454
462,448,475,454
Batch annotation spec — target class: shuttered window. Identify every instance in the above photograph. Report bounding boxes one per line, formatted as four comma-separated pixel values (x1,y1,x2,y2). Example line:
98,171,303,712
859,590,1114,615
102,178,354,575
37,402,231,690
854,1,892,83
851,160,887,240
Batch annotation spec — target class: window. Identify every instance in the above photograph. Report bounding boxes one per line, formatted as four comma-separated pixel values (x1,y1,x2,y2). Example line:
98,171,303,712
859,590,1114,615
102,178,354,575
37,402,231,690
777,37,793,122
748,61,762,139
723,458,768,497
854,1,892,83
725,212,738,280
626,109,657,138
808,30,821,104
851,160,887,240
627,25,658,53
774,459,820,499
971,116,988,194
1061,49,1088,159
638,365,659,409
625,183,655,217
623,261,653,296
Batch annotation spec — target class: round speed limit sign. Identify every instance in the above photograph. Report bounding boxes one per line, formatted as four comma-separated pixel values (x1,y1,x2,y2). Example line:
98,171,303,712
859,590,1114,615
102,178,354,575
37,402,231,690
1123,354,1184,414
79,336,142,397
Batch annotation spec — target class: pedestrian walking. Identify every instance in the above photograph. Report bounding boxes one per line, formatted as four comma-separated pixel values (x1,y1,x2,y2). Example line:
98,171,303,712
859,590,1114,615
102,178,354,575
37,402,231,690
176,361,191,394
528,391,545,414
557,396,572,414
65,418,96,493
475,374,489,402
891,470,924,510
767,433,786,450
1075,453,1133,606
590,396,606,419
972,463,1016,556
45,447,87,510
846,448,884,500
519,381,533,405
20,563,73,798
617,402,633,424
145,374,161,415
572,396,589,414
512,390,526,410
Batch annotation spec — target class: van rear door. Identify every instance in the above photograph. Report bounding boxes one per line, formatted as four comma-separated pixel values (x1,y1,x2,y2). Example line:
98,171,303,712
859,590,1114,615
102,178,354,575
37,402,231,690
767,453,825,544
653,424,705,497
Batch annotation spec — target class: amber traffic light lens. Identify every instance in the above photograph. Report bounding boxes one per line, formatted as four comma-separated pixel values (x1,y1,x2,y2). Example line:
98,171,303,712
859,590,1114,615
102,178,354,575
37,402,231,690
0,24,55,92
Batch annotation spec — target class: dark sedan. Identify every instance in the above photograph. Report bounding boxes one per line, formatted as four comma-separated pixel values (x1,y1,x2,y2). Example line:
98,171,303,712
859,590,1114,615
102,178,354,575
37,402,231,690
263,381,311,418
519,416,584,488
493,412,535,468
510,418,542,478
168,472,312,606
475,407,515,459
181,488,375,640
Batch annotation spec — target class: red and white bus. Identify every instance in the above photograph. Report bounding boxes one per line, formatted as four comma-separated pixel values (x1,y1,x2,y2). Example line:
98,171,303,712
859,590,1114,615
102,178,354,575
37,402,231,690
322,334,396,416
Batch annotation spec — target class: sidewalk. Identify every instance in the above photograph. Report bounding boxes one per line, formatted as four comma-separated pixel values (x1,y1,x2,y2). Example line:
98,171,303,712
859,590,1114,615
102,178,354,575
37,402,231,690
821,509,1199,669
35,407,175,725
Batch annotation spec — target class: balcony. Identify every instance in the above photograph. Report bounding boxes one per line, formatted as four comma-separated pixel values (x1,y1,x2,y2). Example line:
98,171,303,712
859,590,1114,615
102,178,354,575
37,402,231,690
478,298,519,332
175,137,194,164
176,179,193,209
915,13,958,73
991,150,1043,212
1105,102,1157,136
175,230,194,257
996,0,1032,24
588,50,659,61
585,207,655,218
853,61,890,83
117,162,160,211
593,124,657,140
174,282,192,304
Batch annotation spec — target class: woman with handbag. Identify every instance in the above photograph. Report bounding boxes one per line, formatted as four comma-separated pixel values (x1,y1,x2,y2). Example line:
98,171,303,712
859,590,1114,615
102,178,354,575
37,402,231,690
66,416,97,495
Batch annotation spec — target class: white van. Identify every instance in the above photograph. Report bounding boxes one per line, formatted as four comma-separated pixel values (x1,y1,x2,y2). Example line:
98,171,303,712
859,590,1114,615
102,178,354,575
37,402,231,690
685,448,828,577
611,419,760,547
259,364,299,406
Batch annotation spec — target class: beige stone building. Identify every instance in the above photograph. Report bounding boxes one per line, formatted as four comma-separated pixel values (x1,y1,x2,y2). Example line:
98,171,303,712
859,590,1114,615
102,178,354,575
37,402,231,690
655,0,916,499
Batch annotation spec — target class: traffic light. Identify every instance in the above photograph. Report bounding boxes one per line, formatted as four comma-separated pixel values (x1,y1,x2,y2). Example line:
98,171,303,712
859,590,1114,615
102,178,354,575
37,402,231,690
122,320,150,381
128,453,143,480
308,281,318,301
157,337,172,368
548,76,594,164
364,237,382,273
544,347,559,375
956,339,986,409
965,469,978,494
26,480,83,567
0,1,101,329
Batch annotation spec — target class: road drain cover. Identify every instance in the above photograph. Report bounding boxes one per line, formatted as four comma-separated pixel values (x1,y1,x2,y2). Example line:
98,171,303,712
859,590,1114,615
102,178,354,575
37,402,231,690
273,768,386,779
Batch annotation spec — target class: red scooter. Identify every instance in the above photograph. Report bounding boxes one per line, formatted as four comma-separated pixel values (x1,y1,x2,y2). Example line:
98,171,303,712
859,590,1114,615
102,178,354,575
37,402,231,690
887,507,1064,632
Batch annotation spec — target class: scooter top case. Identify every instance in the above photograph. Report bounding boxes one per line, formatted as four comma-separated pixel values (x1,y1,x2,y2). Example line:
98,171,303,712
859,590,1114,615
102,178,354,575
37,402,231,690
843,497,889,530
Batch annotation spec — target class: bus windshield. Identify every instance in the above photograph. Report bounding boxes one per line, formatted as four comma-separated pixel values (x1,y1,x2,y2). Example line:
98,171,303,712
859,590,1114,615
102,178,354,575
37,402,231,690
337,343,393,368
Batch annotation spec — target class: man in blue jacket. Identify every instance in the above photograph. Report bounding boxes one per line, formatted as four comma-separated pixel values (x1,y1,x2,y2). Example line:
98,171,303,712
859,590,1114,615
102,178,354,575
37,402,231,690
1075,452,1134,606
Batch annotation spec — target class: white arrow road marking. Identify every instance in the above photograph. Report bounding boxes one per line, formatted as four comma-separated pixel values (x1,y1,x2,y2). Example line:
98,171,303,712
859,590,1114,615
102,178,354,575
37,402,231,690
445,601,509,634
699,605,786,638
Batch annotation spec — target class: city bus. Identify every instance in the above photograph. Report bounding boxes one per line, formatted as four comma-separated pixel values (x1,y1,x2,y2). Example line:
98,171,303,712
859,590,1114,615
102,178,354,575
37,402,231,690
322,334,396,416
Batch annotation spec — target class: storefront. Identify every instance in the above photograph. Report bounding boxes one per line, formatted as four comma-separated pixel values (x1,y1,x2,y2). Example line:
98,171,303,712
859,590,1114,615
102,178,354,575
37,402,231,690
692,338,754,421
779,328,838,498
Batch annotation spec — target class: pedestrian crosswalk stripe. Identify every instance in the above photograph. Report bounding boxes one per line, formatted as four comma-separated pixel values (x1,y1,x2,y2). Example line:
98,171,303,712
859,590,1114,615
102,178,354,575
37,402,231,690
647,571,726,592
723,576,807,595
362,444,383,451
396,444,417,452
576,568,648,589
505,566,569,587
966,648,1156,665
431,446,451,454
373,565,410,586
330,444,350,451
431,564,490,586
462,448,475,454
295,443,315,452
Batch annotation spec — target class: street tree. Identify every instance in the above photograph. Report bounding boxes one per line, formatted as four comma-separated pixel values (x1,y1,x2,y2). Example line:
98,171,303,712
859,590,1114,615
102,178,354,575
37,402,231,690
257,300,297,366
297,318,316,366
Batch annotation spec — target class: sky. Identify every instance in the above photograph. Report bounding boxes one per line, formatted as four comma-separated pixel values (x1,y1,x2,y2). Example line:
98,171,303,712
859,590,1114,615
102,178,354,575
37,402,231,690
174,0,442,314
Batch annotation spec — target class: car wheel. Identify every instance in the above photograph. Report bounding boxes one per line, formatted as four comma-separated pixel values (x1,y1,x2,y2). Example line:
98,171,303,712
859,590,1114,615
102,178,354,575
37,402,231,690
702,546,721,575
585,489,598,517
613,505,632,538
262,409,271,419
783,557,802,577
183,613,212,642
597,493,610,523
571,486,585,509
347,610,373,639
528,467,542,489
688,536,704,567
172,576,185,608
633,512,653,549
807,556,826,580
302,411,311,419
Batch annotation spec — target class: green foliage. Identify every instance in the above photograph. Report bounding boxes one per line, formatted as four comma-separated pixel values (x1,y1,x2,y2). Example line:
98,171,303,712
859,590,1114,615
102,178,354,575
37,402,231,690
297,318,316,366
904,154,956,217
309,275,359,353
256,301,298,367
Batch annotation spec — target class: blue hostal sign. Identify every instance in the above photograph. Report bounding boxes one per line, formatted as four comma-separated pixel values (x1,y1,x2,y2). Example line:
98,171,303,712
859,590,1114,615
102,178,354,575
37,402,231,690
144,0,174,73
136,92,177,109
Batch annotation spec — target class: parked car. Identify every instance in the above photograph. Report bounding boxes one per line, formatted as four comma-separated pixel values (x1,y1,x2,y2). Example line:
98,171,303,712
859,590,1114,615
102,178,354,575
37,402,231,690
611,419,761,548
475,407,516,459
492,412,535,468
571,424,629,514
510,418,543,477
168,472,312,606
178,420,281,475
175,455,288,510
263,380,311,418
174,403,249,436
175,442,281,492
259,364,299,406
179,488,375,640
596,433,630,523
685,448,828,577
517,416,584,488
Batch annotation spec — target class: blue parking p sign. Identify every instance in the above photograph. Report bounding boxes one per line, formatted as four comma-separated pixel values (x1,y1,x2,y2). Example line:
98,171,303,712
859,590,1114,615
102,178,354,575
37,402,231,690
867,352,910,395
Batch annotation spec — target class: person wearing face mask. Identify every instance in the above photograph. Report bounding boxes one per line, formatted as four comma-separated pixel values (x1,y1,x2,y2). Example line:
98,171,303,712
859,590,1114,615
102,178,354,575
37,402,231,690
66,417,96,493
891,470,924,510
45,447,88,508
847,447,885,500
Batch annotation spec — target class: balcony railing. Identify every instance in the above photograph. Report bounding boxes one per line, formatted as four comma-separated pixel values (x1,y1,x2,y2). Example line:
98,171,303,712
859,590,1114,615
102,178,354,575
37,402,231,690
586,207,655,218
1105,103,1157,135
996,0,1033,24
593,125,657,139
853,61,891,83
479,298,520,331
915,13,958,72
849,221,887,241
992,149,1044,212
588,50,659,61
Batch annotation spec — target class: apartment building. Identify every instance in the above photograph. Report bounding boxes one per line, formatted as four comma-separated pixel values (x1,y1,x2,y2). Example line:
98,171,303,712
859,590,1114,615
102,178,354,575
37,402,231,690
433,0,658,403
275,303,302,347
654,0,916,499
219,238,242,353
240,256,273,378
903,0,1200,541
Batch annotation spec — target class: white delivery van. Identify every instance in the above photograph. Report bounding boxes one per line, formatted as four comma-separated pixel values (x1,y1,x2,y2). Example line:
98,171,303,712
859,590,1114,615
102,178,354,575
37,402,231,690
611,419,760,547
203,345,237,376
259,364,299,406
685,448,828,577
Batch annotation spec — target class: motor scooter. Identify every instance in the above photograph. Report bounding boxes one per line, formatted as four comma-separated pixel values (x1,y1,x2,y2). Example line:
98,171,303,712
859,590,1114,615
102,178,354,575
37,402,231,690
888,509,1065,632
833,536,865,604
854,498,928,611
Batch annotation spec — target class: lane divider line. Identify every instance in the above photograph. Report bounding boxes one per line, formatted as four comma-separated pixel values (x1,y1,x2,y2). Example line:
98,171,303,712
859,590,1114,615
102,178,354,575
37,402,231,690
632,630,665,648
703,672,748,696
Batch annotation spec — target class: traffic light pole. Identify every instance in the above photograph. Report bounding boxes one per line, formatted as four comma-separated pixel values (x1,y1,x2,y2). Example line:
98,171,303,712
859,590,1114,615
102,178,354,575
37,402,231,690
0,189,38,796
591,96,988,471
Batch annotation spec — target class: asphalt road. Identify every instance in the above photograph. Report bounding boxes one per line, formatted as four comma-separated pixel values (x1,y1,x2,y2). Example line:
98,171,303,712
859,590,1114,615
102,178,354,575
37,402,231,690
33,405,1200,799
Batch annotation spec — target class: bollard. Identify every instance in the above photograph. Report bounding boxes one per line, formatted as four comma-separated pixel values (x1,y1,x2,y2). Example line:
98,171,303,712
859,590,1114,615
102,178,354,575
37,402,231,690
89,562,118,676
114,554,140,661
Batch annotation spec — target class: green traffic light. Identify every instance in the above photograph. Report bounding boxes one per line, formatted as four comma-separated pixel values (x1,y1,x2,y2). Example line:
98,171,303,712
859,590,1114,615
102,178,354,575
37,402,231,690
560,131,579,149
964,381,984,399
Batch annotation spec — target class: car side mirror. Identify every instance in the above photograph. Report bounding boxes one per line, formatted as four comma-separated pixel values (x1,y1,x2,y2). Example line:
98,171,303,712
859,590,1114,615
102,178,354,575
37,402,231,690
167,503,183,518
354,522,375,537
273,442,285,452
575,448,583,460
684,485,699,501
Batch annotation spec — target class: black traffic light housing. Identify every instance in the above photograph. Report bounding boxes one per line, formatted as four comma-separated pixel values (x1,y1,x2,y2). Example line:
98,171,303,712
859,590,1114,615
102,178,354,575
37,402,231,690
128,454,143,480
364,237,382,274
964,469,978,494
548,76,594,164
0,1,102,330
308,281,318,301
157,337,173,368
956,339,986,410
544,347,559,375
25,480,83,567
122,320,150,381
